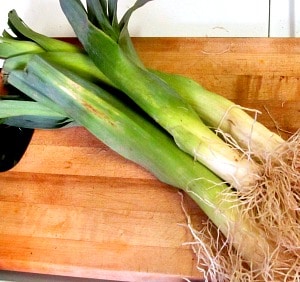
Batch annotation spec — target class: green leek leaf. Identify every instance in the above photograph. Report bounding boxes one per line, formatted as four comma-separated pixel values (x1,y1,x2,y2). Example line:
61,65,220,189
7,10,82,52
86,0,119,41
0,100,74,129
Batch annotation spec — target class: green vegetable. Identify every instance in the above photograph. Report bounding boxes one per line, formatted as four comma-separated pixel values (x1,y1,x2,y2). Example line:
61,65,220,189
60,0,259,191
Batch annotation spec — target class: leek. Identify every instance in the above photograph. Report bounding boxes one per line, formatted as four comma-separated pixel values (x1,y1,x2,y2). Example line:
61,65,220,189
60,0,260,191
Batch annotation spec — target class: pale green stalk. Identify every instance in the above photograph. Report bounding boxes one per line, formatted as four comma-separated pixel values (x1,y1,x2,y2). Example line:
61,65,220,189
2,52,112,87
154,71,285,154
0,37,44,58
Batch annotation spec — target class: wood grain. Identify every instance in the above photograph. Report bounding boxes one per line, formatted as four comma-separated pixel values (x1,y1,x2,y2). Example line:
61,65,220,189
0,38,299,281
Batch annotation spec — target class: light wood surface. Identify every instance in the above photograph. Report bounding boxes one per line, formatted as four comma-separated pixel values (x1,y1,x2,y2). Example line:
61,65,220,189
0,38,299,281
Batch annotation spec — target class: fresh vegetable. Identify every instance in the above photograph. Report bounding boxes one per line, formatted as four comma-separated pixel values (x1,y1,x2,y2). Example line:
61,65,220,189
60,0,262,192
0,1,299,280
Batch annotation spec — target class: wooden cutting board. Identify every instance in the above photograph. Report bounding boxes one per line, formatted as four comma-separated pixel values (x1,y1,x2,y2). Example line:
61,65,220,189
0,38,299,281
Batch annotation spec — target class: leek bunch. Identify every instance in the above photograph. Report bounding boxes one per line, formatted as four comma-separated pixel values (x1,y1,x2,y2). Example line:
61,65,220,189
1,1,299,280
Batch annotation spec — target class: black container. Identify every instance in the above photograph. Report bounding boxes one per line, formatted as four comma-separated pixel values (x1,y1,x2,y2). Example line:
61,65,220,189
0,125,34,172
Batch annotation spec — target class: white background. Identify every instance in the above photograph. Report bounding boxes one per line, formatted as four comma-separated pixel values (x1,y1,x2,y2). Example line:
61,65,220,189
270,0,299,36
0,0,298,38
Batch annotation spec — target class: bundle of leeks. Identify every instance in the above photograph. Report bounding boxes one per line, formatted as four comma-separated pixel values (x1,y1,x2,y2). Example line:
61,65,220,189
0,1,299,281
